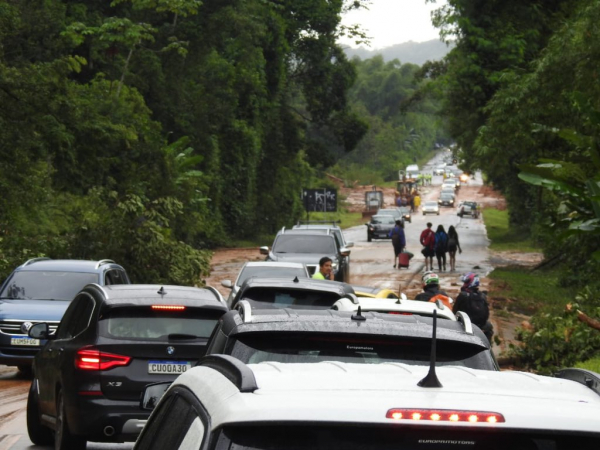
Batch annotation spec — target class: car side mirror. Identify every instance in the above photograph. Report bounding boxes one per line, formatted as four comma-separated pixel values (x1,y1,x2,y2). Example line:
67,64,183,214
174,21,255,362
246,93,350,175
259,246,269,255
140,382,172,410
221,280,233,289
340,248,351,257
29,323,53,340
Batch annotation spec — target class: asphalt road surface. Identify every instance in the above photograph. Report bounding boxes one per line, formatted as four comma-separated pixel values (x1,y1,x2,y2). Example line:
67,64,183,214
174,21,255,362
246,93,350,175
0,151,493,449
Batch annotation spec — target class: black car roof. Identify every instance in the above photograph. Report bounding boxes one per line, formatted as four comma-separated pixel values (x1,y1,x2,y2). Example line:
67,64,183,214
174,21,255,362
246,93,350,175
86,284,227,310
219,309,490,349
237,277,354,296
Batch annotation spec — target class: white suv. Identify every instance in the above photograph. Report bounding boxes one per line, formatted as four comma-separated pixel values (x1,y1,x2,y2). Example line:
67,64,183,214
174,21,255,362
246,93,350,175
134,357,600,449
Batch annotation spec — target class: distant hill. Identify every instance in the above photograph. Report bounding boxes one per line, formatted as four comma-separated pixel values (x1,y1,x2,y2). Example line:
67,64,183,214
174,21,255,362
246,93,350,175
343,39,454,66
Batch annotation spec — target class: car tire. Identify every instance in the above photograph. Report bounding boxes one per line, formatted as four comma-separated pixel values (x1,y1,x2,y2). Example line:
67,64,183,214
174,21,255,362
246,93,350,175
27,379,53,446
18,365,32,376
55,388,86,450
437,212,440,215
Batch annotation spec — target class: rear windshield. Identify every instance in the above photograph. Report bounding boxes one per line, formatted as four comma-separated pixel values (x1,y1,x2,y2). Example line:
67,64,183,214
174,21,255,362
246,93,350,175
215,425,600,449
238,289,341,310
273,235,336,254
237,267,307,286
0,271,98,301
98,307,224,340
371,217,395,225
229,333,495,370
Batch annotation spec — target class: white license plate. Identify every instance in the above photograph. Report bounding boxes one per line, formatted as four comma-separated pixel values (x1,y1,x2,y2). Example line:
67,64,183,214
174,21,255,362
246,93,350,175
11,336,40,346
148,361,191,374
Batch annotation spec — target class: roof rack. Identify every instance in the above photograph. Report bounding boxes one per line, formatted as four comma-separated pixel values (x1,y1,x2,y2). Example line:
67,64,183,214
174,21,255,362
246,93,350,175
204,285,226,305
197,355,258,393
236,300,253,323
22,257,52,266
296,220,341,226
95,259,115,269
455,311,473,335
555,368,600,396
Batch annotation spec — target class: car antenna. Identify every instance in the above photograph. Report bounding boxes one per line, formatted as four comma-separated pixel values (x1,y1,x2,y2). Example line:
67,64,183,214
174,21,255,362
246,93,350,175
351,306,366,321
157,286,167,296
396,292,407,304
417,309,443,388
293,276,299,283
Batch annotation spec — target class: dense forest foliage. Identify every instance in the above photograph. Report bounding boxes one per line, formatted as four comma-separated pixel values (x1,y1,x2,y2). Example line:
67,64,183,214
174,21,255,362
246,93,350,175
0,0,379,283
422,0,600,370
331,55,450,184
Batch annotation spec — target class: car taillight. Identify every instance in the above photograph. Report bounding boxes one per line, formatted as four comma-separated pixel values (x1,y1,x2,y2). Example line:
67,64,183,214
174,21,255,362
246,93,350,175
152,305,186,311
386,409,505,423
75,348,131,371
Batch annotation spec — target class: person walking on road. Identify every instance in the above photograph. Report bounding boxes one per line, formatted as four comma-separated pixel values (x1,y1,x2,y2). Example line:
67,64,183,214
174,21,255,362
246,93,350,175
312,256,333,280
453,272,493,342
447,225,462,272
389,220,406,269
434,224,449,271
420,222,436,271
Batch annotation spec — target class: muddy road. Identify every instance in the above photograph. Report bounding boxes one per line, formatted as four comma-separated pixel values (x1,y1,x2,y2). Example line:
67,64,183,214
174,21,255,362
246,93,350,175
0,152,520,448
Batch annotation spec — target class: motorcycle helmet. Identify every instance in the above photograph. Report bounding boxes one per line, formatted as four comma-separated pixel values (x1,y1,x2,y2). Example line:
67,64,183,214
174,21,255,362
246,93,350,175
422,271,439,286
461,272,480,289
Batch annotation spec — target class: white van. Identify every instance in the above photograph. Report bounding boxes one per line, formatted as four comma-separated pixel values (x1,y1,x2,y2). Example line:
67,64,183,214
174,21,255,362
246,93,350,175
405,164,419,178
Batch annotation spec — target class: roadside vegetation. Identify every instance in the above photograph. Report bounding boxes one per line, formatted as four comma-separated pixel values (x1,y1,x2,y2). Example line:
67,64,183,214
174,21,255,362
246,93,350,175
484,210,600,375
482,209,540,253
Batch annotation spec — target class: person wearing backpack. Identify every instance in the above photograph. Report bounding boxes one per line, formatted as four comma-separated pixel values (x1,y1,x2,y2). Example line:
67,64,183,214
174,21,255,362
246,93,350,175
434,224,449,271
453,272,494,342
419,222,436,271
447,225,462,272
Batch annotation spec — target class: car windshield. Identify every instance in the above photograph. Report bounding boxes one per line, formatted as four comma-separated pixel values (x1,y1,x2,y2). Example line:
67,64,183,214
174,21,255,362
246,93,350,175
424,202,438,207
377,210,399,216
216,425,600,450
237,289,342,309
0,271,98,300
273,235,336,254
371,217,395,225
441,194,453,199
237,267,307,286
229,333,494,369
99,307,223,340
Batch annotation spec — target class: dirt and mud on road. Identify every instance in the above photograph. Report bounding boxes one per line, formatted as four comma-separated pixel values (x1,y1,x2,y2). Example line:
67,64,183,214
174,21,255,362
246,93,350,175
204,177,541,363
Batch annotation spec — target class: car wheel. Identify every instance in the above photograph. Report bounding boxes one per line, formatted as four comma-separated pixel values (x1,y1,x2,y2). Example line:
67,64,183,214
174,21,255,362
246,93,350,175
437,212,440,215
27,379,53,445
55,388,86,450
422,212,426,216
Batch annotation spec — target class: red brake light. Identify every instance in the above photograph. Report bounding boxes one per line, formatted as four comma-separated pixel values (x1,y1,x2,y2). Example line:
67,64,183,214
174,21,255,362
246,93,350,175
152,305,186,311
75,348,131,371
386,409,505,423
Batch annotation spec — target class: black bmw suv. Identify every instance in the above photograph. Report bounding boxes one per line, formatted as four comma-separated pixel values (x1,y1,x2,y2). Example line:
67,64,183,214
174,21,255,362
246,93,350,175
26,284,228,449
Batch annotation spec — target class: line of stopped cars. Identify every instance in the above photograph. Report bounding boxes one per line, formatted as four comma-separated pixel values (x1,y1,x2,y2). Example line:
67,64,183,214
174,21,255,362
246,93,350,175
2,232,598,449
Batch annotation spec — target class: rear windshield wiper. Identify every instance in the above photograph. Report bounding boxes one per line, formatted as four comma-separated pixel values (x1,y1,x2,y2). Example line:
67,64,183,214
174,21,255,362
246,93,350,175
168,333,201,340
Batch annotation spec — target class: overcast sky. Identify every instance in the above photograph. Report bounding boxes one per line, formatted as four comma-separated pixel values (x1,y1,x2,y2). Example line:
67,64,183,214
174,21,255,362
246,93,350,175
338,0,447,50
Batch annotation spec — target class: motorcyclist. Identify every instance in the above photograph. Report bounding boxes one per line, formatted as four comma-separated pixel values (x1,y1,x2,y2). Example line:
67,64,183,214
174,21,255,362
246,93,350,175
453,272,494,342
415,271,449,302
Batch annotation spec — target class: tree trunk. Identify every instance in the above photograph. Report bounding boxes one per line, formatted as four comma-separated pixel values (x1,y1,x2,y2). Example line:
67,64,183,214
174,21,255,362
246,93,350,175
116,46,135,99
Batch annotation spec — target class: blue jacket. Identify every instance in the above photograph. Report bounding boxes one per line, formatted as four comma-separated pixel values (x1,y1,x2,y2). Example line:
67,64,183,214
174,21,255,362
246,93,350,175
389,225,406,247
